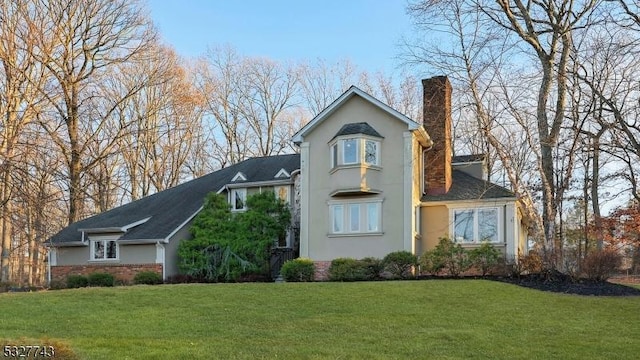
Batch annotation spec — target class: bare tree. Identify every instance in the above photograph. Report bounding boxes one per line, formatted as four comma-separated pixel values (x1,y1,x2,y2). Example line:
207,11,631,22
28,0,156,224
0,0,47,281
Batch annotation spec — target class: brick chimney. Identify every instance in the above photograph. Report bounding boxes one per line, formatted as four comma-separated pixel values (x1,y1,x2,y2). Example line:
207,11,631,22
423,76,452,195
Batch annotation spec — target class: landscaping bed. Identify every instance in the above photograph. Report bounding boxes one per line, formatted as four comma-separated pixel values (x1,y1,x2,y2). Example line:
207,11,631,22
494,272,640,296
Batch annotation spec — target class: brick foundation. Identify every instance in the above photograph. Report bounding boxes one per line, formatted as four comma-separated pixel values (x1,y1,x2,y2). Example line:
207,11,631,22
51,263,162,284
313,261,331,281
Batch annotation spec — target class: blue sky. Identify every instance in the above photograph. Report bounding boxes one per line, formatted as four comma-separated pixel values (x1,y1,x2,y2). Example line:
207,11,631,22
146,0,414,75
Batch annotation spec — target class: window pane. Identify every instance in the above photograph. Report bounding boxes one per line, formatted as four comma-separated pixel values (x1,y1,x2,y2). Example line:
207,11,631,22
332,205,343,233
478,208,498,243
106,241,117,259
350,204,360,232
343,139,358,164
367,203,379,232
454,210,474,243
94,241,104,259
364,140,378,165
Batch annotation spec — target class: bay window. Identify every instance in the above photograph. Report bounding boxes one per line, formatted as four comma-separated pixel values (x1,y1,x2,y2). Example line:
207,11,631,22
453,207,500,244
330,137,381,169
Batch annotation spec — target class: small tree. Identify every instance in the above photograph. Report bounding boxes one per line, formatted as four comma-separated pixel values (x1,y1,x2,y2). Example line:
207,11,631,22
235,191,291,275
178,191,291,282
469,243,502,277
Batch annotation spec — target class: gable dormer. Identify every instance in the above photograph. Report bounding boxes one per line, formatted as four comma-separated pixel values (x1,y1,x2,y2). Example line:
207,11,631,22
274,168,290,179
231,172,247,182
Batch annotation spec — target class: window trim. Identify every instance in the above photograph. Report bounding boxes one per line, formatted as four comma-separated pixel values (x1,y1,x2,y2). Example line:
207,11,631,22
329,199,383,236
450,206,502,244
90,239,119,261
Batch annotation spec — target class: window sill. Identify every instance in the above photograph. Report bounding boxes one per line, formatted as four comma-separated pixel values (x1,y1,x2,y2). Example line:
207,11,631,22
455,242,506,247
88,259,120,264
327,232,384,238
330,164,382,174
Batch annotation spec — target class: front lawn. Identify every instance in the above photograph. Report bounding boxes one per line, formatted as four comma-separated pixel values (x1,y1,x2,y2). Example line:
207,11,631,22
1,280,639,359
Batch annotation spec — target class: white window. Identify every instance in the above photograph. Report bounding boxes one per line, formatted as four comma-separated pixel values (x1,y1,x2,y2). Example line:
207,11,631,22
91,240,118,261
364,140,379,166
329,201,382,235
367,203,379,232
231,188,247,211
453,208,500,243
349,204,360,232
343,138,358,164
332,205,344,233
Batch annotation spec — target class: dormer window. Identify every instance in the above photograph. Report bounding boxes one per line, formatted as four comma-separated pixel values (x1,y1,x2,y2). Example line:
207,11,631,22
330,137,381,169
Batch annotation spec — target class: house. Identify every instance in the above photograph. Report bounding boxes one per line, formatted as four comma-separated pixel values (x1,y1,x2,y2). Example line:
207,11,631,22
47,76,527,283
47,154,300,283
292,76,526,278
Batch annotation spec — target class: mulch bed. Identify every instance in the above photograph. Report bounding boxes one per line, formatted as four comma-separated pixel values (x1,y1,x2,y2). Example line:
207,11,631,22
493,272,640,296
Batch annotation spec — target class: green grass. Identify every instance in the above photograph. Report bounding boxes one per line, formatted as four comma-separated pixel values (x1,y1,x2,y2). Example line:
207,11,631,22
1,280,639,359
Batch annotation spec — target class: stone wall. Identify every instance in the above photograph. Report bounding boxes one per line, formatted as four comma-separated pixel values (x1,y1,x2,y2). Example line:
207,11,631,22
51,263,162,284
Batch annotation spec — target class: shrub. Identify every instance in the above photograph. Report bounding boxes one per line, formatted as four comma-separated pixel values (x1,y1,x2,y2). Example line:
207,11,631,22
280,258,315,282
360,257,384,280
582,248,623,282
329,258,368,281
515,251,543,276
469,243,502,277
87,272,115,287
419,249,445,275
133,271,163,285
432,237,472,277
383,251,417,279
66,275,88,288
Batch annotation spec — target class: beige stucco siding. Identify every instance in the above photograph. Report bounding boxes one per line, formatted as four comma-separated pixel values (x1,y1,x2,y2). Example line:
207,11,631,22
303,95,417,260
419,205,449,255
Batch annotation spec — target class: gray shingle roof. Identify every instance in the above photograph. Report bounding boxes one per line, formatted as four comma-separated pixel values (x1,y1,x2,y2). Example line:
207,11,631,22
331,122,383,140
422,170,515,202
49,154,300,245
